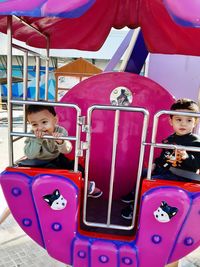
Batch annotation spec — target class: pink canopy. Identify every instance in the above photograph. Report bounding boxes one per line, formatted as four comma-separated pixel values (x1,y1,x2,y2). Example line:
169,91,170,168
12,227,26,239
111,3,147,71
0,0,199,56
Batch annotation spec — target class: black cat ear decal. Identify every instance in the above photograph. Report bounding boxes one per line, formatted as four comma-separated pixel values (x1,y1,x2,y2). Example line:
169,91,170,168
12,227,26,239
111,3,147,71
154,201,178,223
43,189,67,210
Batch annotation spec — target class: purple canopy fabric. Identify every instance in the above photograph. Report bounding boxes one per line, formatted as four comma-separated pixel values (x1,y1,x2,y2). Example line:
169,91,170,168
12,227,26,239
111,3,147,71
163,0,200,27
0,0,199,56
0,0,96,18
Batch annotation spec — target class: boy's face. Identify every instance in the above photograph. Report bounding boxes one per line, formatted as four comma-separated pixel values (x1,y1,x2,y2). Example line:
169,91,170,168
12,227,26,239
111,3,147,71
169,109,198,136
27,109,57,135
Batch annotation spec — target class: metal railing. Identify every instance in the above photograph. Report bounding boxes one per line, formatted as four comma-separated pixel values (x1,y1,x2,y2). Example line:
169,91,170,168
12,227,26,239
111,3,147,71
83,105,149,231
146,110,200,180
6,15,51,165
8,100,81,172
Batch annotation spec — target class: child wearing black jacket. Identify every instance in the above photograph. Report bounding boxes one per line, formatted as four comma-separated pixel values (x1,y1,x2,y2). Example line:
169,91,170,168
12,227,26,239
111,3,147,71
121,98,200,220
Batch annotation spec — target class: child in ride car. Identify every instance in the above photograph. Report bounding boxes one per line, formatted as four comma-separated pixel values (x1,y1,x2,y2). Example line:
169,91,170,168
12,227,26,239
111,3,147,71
19,104,102,198
121,98,200,219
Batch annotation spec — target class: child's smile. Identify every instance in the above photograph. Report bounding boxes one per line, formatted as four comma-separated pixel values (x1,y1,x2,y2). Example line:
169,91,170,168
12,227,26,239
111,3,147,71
27,109,57,136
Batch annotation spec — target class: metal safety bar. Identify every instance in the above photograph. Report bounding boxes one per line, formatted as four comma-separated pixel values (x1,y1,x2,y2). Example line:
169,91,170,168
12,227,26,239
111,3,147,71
147,110,200,180
10,132,77,141
9,100,81,172
83,105,149,230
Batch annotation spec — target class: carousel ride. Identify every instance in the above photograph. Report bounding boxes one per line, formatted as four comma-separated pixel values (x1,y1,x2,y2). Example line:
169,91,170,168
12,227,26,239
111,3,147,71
0,1,200,267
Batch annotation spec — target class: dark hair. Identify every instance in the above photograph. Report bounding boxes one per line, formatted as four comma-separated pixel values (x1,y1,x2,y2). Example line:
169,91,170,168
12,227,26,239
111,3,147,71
170,98,199,118
26,105,56,116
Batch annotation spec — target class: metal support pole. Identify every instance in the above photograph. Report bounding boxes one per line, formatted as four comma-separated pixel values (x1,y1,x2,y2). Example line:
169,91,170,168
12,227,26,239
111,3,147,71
7,15,13,166
106,110,120,226
35,56,40,101
45,36,50,101
23,51,28,131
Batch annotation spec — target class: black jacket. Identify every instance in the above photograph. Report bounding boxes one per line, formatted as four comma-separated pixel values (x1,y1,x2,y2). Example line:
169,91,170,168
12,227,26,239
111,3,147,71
155,133,200,173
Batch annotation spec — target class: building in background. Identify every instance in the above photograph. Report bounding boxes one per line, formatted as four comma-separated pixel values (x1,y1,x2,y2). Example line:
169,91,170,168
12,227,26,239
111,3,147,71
0,29,128,102
54,58,102,101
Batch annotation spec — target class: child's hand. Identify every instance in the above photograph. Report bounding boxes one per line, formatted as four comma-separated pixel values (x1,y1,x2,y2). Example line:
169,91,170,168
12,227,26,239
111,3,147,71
176,149,188,160
166,149,188,167
34,129,45,139
52,132,64,144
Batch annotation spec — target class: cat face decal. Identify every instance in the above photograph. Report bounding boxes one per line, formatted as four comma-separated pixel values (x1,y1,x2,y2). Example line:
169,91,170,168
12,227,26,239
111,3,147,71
154,201,178,223
43,189,67,210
